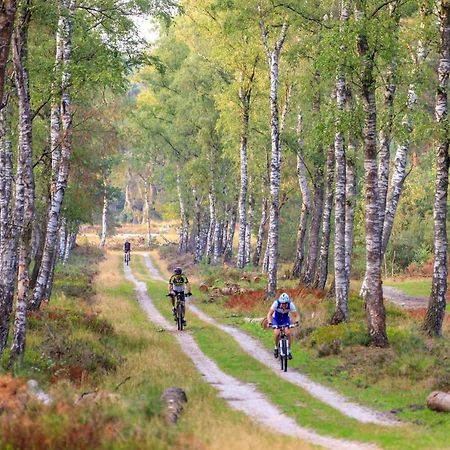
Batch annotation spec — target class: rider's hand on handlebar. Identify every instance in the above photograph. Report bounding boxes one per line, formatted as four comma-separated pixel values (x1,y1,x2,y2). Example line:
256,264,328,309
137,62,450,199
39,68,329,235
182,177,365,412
268,322,272,327
294,321,299,327
186,292,192,297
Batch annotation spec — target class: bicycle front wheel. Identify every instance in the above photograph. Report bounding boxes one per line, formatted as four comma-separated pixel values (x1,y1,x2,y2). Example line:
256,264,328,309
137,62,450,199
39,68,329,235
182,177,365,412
177,303,184,331
281,339,288,372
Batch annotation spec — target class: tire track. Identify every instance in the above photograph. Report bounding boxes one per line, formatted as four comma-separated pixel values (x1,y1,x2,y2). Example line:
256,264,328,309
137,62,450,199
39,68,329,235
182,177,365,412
125,261,378,450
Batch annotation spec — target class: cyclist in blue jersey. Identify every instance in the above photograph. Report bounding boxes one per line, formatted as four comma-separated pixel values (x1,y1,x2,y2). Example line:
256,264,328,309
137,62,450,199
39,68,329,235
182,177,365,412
266,292,300,359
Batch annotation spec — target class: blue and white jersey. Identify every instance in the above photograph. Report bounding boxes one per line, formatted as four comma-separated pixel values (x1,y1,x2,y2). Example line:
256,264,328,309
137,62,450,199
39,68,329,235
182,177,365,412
270,299,296,323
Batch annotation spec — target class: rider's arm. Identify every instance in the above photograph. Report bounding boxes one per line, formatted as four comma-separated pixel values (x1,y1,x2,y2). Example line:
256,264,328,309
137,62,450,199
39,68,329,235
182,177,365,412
186,281,192,294
168,277,174,294
292,311,300,324
267,307,275,325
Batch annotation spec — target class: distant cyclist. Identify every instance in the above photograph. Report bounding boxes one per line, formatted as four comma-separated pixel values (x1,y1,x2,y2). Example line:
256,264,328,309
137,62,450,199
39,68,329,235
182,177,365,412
168,267,192,324
124,240,131,262
266,292,299,360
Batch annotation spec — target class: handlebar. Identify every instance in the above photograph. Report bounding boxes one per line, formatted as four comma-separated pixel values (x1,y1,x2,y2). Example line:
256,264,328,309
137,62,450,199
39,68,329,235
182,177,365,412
269,323,299,329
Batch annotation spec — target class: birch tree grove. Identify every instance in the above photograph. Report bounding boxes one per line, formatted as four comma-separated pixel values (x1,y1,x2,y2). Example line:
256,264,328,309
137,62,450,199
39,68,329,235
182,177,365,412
424,0,450,337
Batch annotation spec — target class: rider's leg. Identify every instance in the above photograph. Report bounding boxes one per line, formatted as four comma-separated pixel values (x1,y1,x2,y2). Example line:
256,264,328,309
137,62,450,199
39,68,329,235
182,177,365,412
285,327,293,358
274,328,281,347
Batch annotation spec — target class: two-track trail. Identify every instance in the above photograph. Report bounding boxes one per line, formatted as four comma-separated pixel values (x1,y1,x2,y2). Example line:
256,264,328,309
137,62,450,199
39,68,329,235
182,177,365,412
142,253,398,426
125,259,380,450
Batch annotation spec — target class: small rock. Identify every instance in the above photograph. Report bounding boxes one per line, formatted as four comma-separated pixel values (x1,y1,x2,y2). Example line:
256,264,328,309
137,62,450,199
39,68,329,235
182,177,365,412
27,379,53,405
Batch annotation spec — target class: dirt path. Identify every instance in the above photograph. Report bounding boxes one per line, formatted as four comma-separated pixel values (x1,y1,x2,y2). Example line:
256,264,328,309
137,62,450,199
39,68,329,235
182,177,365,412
143,253,399,427
125,262,378,450
382,286,428,309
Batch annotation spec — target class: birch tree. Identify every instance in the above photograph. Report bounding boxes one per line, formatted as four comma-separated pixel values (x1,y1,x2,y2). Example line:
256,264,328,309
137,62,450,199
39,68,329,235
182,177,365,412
259,14,289,296
30,0,76,310
423,0,450,337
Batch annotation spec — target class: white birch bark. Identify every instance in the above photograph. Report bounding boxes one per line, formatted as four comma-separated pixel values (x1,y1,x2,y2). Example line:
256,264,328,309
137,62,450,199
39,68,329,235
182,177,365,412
381,87,417,254
344,148,357,295
58,217,67,257
9,10,35,362
332,29,348,321
245,193,254,266
100,179,109,248
378,69,396,233
176,165,189,254
253,197,268,266
30,0,76,310
237,80,250,269
259,17,289,296
424,0,450,337
292,113,311,278
0,104,13,250
315,145,335,289
224,203,238,263
357,13,388,347
206,179,216,263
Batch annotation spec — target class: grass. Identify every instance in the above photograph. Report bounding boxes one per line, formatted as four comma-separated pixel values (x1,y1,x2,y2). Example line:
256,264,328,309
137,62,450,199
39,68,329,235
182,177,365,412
384,279,431,298
135,254,450,450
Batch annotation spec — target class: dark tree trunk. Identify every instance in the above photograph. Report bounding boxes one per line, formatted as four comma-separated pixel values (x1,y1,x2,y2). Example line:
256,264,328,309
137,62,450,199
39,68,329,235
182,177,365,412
424,0,450,337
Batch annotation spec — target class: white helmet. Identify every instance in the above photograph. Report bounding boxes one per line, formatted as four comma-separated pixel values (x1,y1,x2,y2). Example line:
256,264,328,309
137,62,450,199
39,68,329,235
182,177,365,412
279,292,290,303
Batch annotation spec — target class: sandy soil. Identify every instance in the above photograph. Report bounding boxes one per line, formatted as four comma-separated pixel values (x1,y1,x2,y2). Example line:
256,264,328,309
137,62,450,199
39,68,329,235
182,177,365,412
382,286,428,309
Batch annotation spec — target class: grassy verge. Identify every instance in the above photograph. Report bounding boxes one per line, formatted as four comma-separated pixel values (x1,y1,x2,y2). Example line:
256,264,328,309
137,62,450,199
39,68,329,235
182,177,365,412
1,246,316,450
135,255,450,450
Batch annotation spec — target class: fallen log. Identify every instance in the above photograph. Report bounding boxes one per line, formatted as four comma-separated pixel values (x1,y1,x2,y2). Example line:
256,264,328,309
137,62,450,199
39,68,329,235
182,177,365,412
161,387,188,424
427,391,450,412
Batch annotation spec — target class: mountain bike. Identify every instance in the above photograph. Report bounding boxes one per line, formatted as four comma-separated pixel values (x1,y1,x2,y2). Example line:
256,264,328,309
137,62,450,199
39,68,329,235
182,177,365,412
275,324,298,372
168,292,192,331
124,251,131,266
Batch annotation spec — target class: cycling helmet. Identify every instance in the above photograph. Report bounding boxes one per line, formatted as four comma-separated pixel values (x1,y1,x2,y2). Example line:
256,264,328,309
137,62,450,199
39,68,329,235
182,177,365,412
279,292,290,303
174,267,182,275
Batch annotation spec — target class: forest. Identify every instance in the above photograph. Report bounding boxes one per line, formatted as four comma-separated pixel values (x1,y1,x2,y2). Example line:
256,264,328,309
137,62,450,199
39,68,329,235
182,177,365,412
0,0,449,449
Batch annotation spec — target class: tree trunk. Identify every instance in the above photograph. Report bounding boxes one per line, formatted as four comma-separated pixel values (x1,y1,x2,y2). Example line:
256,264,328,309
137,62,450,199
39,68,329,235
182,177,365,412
381,87,417,254
0,0,16,106
344,147,357,294
378,69,396,233
206,179,216,264
192,187,204,263
357,20,388,347
303,174,324,286
9,8,35,363
332,48,348,323
315,144,335,289
237,81,250,269
0,103,13,249
424,0,450,337
224,202,237,263
176,165,189,254
245,193,254,266
253,197,268,266
292,113,312,279
259,19,288,296
58,217,67,258
100,180,109,248
30,0,76,311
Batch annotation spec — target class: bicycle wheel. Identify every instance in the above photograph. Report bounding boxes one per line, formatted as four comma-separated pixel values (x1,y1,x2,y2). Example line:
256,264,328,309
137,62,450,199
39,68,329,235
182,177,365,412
177,302,184,331
281,339,288,372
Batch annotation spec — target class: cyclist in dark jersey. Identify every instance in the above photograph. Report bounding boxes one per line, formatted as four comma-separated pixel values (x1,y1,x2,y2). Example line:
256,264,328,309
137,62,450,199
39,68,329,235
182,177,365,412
124,241,131,261
168,267,192,320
